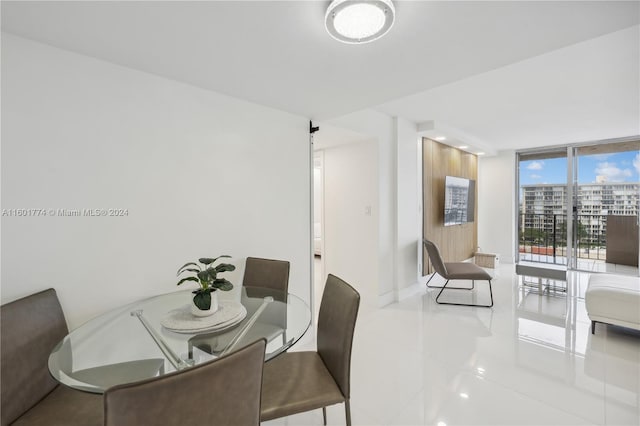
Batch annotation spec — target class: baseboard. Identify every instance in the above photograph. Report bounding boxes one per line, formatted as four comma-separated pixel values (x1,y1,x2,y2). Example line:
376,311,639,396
396,282,424,301
377,291,395,307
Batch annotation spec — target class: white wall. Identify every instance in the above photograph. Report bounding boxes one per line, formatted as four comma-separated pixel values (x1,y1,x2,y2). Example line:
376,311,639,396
325,109,396,305
1,34,310,328
394,117,421,293
324,110,427,304
322,140,378,311
478,150,516,263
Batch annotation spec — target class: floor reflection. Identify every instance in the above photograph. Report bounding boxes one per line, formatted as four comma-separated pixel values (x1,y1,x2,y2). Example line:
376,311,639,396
265,265,639,426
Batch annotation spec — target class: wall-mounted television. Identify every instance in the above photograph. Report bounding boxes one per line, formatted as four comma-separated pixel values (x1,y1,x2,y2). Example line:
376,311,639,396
444,176,476,226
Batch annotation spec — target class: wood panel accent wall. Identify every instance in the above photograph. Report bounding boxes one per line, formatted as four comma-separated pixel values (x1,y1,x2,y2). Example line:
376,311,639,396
422,138,478,275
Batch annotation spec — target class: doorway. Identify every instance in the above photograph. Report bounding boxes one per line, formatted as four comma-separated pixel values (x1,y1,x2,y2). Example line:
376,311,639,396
313,152,325,319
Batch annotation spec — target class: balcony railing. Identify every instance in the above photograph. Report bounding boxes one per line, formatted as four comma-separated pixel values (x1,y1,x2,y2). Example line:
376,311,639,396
519,213,610,265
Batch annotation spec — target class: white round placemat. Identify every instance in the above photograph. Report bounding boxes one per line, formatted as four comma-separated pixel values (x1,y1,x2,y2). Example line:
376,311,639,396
161,301,247,334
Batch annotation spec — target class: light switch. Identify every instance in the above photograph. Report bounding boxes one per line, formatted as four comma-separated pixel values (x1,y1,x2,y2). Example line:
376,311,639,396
365,205,372,216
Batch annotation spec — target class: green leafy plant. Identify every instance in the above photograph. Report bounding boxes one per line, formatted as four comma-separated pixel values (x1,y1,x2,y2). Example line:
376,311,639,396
177,256,235,310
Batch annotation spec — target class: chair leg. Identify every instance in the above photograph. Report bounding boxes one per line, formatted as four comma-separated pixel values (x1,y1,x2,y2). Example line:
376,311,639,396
425,273,437,287
591,321,596,334
488,280,493,307
345,400,351,426
435,279,493,308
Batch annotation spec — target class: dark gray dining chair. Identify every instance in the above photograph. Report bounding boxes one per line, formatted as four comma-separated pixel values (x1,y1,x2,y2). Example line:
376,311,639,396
243,257,290,299
244,256,290,343
104,338,266,426
188,257,290,357
260,274,360,426
423,239,494,307
1,289,102,426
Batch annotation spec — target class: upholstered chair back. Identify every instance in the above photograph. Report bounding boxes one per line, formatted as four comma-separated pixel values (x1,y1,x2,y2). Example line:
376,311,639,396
1,289,68,426
423,239,449,278
317,274,360,399
104,339,266,426
243,257,290,299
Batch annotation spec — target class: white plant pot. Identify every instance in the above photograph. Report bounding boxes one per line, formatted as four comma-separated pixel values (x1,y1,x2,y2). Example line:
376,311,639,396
190,291,219,317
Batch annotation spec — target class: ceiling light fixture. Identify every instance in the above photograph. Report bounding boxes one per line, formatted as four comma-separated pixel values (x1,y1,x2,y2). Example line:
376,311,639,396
458,145,469,149
325,0,395,44
477,152,486,156
434,136,446,141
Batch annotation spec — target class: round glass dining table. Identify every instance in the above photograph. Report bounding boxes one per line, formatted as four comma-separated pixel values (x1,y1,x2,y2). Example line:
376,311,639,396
48,287,311,394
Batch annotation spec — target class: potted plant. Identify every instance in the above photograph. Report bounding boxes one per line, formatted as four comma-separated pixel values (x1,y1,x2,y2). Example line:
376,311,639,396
177,256,235,317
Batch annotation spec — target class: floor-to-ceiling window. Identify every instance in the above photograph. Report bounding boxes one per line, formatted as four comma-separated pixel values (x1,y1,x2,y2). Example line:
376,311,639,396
570,141,639,275
517,138,639,276
517,149,568,267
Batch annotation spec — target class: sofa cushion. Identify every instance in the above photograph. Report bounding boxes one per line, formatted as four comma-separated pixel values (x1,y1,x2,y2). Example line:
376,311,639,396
11,385,102,426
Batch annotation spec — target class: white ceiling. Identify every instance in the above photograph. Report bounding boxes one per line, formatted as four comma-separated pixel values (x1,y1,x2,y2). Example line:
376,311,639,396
2,1,639,151
378,25,640,151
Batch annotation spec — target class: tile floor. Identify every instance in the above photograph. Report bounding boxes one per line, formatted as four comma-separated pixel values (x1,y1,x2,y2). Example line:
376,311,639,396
519,253,639,276
264,262,640,426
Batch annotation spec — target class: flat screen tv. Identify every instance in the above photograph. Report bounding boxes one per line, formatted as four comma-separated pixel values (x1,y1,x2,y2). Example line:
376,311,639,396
444,176,475,226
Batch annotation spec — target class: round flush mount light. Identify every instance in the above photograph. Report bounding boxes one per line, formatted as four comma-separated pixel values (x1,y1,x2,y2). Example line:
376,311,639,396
325,0,395,44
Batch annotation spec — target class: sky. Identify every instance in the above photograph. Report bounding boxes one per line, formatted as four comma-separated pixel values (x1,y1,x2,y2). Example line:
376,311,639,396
520,150,640,186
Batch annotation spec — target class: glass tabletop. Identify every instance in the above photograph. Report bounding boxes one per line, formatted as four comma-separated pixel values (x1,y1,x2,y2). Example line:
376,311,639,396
48,287,311,394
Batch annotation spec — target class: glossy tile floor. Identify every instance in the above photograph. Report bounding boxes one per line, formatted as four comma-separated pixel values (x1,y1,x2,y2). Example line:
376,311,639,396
265,262,640,426
519,253,639,276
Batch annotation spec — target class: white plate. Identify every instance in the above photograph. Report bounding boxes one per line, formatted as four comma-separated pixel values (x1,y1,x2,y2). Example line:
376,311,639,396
161,302,247,334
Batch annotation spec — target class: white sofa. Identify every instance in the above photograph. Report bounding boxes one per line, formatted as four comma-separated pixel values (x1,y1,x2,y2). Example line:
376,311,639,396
585,273,640,334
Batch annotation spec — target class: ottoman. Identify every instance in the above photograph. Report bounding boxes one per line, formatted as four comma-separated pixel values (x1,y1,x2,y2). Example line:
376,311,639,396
585,273,640,334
